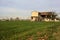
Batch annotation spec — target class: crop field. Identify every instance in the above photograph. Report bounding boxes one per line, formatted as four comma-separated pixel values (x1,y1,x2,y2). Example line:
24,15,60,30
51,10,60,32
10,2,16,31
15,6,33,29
0,21,60,40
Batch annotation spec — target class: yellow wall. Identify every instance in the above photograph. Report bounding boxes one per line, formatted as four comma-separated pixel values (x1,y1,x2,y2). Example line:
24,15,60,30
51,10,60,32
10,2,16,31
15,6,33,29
31,11,38,16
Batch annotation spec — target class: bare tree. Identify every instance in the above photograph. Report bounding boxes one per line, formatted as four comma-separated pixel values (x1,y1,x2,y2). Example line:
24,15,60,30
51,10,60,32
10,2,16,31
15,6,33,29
10,17,14,21
15,17,20,21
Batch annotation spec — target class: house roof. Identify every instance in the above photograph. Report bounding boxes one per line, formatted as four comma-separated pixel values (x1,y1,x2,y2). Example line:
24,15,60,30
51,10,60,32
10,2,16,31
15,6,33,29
38,12,55,15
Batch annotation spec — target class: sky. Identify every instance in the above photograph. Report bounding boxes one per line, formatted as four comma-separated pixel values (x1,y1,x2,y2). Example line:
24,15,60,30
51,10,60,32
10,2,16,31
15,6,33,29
0,0,60,19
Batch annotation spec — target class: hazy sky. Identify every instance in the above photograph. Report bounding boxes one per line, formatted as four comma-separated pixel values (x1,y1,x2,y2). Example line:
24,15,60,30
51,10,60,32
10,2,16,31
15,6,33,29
0,0,60,19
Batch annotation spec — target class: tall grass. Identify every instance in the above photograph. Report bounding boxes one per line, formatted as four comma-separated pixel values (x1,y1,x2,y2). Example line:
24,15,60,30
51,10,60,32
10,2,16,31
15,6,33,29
0,21,60,40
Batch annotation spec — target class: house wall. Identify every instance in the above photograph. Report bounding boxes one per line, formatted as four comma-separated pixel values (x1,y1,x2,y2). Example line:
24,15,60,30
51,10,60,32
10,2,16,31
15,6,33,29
31,11,38,16
31,17,36,21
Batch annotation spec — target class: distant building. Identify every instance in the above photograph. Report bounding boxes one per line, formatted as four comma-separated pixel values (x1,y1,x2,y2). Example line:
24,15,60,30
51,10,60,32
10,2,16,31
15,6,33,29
31,11,59,21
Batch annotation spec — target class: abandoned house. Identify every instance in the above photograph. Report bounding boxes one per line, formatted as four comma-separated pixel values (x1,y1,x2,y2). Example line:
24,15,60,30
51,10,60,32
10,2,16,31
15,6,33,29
31,11,58,21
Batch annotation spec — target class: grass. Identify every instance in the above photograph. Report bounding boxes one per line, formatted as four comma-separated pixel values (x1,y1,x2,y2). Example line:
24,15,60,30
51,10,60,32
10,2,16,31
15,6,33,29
0,21,60,40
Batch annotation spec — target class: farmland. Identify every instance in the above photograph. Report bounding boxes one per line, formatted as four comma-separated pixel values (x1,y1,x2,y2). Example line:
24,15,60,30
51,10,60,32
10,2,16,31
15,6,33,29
0,21,60,40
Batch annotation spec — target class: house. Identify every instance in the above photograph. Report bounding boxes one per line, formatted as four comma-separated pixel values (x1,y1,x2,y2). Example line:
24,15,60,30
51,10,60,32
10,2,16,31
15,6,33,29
31,11,58,21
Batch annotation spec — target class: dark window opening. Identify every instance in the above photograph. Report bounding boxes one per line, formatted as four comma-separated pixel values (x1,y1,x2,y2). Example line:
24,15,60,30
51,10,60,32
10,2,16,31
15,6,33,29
41,15,46,17
31,17,33,19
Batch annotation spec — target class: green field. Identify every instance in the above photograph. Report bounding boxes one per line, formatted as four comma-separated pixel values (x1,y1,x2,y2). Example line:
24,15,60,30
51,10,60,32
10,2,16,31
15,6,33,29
0,21,60,40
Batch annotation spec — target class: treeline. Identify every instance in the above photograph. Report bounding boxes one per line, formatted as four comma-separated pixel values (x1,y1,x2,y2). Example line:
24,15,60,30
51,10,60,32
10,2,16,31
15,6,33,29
0,17,31,21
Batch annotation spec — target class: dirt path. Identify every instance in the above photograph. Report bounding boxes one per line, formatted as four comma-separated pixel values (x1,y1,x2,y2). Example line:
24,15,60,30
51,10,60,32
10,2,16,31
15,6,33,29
55,26,60,40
